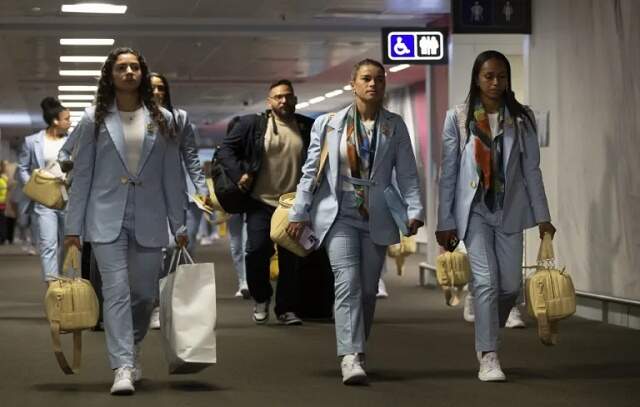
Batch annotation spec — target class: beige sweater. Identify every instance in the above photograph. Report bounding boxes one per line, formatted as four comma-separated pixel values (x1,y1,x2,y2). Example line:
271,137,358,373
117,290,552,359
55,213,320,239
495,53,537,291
251,115,303,207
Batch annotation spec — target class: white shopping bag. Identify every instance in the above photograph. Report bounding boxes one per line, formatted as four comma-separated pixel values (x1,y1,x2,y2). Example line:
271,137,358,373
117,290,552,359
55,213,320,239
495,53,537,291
159,248,217,374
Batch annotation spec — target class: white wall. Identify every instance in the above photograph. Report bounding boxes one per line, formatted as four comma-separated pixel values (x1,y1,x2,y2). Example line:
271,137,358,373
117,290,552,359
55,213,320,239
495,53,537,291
529,0,640,301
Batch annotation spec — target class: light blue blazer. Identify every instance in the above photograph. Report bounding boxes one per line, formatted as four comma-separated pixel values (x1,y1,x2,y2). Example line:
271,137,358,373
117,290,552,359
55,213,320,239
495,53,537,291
436,104,551,239
17,130,68,214
17,130,68,186
173,109,207,197
64,104,186,247
289,105,424,246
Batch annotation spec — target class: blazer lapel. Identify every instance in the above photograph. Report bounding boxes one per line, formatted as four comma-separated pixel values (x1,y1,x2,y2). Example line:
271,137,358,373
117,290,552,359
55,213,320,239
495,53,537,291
104,104,129,171
370,109,395,177
136,106,157,176
34,130,45,168
326,108,347,192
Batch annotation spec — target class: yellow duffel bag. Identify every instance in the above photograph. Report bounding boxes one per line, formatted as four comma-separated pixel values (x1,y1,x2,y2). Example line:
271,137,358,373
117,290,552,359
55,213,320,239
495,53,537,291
44,246,100,374
525,233,576,346
436,250,471,306
270,192,311,258
23,168,67,210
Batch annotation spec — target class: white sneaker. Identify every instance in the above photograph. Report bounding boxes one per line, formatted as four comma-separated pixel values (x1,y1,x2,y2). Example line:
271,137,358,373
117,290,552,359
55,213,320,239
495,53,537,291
478,352,506,382
149,306,160,330
341,353,368,385
505,307,526,329
253,301,269,324
110,367,135,395
376,279,389,299
133,344,142,382
463,293,475,323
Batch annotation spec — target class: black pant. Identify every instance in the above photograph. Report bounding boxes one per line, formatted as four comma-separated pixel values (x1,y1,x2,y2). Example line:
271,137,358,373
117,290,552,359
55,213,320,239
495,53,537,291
245,201,301,316
0,211,6,244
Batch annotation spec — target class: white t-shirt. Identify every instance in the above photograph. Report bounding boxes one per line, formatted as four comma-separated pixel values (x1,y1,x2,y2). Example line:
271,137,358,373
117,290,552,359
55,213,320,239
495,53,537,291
119,107,145,174
43,136,66,177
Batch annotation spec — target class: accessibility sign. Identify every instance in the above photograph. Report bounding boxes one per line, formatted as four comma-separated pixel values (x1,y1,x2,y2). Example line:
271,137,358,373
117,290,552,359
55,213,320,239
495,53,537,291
381,28,447,64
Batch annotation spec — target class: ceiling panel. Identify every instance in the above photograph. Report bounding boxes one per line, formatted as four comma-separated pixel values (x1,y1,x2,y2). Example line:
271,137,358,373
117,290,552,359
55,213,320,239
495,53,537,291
0,0,449,143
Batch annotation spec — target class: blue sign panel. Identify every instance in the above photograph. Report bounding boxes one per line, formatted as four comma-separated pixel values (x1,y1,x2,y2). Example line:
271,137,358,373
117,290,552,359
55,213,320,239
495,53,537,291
381,28,447,65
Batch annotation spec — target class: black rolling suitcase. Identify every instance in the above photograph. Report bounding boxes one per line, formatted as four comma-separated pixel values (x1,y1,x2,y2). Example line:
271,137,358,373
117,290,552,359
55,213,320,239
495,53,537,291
81,242,103,329
298,248,334,320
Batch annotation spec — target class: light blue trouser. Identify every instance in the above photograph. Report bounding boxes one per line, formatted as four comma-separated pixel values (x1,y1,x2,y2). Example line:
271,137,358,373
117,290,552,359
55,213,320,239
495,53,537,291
32,203,64,281
92,189,162,369
325,192,386,356
227,213,247,288
465,203,523,352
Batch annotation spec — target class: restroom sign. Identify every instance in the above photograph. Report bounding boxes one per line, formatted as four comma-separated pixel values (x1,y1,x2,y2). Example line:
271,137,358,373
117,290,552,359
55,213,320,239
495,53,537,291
382,28,448,64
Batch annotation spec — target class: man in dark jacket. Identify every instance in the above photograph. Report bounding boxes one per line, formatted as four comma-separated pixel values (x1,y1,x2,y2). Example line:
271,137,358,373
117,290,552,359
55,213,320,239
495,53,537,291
218,79,313,325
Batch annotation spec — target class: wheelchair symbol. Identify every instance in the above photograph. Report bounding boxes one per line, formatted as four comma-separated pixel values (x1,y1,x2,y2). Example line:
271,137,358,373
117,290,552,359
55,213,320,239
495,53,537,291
393,37,411,56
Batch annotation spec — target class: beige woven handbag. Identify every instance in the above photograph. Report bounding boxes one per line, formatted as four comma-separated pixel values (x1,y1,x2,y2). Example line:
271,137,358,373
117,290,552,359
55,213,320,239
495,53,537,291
525,233,576,346
23,166,67,209
436,250,471,306
44,246,100,374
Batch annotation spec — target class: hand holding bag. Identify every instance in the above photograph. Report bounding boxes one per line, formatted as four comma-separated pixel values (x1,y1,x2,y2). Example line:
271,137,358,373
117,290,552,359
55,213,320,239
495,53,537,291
160,248,217,374
525,233,576,346
44,245,100,374
23,163,67,209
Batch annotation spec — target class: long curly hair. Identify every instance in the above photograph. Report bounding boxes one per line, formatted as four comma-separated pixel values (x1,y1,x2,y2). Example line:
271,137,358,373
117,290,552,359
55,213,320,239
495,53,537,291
94,47,171,138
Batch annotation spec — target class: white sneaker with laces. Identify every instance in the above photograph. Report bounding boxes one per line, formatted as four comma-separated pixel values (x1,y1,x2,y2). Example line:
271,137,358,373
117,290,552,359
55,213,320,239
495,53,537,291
505,306,526,329
376,279,389,299
110,367,135,395
149,306,160,330
463,292,475,323
253,301,269,324
341,353,368,385
133,343,142,382
478,352,506,382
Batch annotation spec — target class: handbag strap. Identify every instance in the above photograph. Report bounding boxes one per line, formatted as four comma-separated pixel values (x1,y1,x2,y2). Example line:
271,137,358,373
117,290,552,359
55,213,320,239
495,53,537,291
313,113,336,190
533,276,556,346
61,245,81,278
50,322,82,374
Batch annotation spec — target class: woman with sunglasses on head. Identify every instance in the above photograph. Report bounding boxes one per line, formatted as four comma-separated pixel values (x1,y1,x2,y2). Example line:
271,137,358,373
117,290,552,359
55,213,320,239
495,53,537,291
64,47,187,395
287,58,424,385
436,50,556,382
17,97,70,284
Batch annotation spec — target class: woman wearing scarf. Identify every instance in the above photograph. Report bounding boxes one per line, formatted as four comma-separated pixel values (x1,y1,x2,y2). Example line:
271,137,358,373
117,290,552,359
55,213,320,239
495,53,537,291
287,58,424,385
436,50,556,382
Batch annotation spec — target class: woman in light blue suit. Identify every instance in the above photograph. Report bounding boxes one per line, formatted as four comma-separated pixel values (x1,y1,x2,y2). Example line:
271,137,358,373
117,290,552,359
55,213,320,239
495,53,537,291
64,48,187,395
436,50,556,382
17,97,70,283
288,59,424,385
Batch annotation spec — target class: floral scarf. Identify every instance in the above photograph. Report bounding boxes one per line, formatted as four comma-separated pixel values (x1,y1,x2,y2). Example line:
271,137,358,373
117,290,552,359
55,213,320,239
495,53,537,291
470,101,505,212
345,104,378,219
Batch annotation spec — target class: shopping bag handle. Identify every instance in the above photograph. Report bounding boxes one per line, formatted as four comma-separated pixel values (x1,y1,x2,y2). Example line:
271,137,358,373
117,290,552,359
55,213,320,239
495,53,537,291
167,247,196,275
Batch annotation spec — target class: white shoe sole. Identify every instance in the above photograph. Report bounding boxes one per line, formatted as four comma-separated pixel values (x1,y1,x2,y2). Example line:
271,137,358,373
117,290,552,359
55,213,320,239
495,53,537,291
253,315,268,324
342,371,368,385
478,372,507,382
110,382,135,395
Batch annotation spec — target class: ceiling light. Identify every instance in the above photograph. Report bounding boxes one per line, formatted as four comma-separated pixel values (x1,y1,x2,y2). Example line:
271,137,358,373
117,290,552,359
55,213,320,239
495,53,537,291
389,64,411,73
343,85,352,91
58,85,98,91
61,3,127,14
63,102,92,108
60,56,107,63
308,96,326,104
296,102,309,109
324,89,344,98
60,39,115,46
59,70,102,77
58,94,94,101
